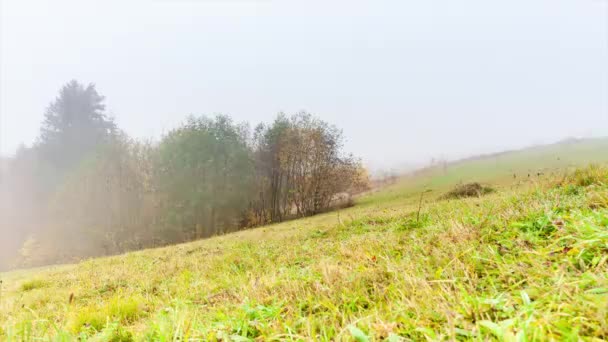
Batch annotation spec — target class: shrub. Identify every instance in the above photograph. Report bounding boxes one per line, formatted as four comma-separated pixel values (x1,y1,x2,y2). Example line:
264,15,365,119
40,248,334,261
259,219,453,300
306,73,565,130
440,182,495,200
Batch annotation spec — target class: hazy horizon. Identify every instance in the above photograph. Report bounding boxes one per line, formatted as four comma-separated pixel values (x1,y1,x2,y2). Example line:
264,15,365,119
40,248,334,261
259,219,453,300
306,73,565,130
1,0,607,170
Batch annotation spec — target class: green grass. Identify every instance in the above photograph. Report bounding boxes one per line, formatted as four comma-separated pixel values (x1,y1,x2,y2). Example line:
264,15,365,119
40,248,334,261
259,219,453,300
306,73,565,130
361,137,608,205
1,140,607,341
19,279,48,292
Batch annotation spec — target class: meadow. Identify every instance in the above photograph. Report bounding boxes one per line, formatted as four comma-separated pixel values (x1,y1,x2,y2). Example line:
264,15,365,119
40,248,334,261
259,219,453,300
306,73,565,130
1,138,607,341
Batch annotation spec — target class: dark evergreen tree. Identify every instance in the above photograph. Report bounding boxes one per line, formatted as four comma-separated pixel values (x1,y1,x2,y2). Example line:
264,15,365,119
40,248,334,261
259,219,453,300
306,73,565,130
38,80,116,173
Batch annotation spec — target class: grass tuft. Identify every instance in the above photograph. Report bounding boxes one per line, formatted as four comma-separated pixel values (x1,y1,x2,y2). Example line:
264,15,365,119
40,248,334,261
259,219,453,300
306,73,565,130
19,279,47,292
556,164,607,188
69,296,145,333
439,182,495,200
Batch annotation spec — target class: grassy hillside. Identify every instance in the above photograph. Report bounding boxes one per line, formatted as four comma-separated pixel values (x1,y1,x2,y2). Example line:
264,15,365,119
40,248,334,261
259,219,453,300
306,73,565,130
363,137,608,205
1,140,607,341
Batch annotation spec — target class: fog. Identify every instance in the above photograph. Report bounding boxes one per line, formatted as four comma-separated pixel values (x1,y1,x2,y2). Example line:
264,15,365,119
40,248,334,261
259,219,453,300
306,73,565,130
1,0,606,171
0,0,607,270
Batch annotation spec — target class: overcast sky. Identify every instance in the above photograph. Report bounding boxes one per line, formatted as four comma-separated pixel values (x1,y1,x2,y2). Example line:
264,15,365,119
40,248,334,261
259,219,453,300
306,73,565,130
1,0,606,170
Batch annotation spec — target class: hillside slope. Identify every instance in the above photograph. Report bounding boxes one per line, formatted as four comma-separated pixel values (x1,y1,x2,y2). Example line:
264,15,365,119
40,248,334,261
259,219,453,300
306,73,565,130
1,144,607,341
364,137,608,205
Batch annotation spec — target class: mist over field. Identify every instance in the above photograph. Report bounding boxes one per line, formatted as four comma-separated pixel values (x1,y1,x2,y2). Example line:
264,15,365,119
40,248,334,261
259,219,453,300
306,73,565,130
0,0,606,266
0,1,607,340
0,0,606,264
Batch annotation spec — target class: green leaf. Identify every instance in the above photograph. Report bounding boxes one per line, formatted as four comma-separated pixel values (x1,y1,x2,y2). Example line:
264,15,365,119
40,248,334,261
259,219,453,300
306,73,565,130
586,287,608,294
479,320,504,339
414,327,437,339
454,328,474,337
348,325,370,342
520,290,531,305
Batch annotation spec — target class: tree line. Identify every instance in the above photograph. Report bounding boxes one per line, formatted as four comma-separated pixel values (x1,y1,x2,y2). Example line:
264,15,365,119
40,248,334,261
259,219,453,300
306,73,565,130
0,81,369,269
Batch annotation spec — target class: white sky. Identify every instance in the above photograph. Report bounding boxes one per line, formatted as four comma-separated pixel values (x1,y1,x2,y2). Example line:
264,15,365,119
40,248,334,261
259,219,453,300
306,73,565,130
1,0,607,170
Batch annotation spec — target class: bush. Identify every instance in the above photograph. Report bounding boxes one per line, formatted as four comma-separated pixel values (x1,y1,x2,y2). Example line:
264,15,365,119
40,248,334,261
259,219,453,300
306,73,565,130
440,182,495,200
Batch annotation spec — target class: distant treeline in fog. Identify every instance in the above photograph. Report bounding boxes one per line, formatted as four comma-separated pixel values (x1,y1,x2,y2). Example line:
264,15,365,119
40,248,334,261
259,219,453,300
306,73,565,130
0,81,369,269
